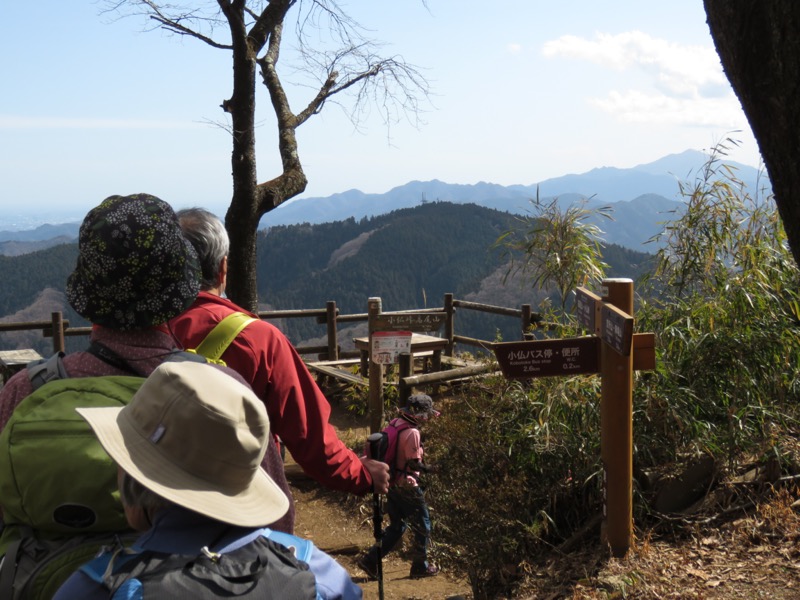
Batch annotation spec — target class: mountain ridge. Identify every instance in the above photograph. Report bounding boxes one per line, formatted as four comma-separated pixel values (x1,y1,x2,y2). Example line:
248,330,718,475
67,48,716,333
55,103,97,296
0,149,765,254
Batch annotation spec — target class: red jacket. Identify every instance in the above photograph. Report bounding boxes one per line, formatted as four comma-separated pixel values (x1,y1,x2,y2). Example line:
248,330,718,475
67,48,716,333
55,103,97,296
170,292,373,495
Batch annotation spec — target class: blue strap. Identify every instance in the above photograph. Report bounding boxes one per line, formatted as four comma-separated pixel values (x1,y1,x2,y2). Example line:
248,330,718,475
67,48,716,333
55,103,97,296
263,530,314,564
26,352,67,390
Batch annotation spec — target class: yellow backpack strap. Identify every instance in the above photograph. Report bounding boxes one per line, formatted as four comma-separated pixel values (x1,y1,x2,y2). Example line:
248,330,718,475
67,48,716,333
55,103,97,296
189,312,257,365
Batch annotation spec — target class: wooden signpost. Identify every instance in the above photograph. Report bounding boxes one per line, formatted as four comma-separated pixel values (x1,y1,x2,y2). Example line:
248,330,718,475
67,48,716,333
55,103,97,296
366,299,448,433
493,278,655,558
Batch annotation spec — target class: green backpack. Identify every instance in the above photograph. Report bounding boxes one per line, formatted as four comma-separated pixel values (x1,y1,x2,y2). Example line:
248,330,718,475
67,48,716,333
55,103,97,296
0,313,255,599
0,372,143,600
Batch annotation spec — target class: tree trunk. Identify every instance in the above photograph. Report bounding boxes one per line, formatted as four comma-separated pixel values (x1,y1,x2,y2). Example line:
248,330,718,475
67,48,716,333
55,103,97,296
220,1,260,312
123,1,426,310
222,0,307,311
704,1,800,267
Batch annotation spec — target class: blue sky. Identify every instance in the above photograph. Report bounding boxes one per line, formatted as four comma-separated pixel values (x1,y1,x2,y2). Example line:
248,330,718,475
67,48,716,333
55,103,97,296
1,1,760,226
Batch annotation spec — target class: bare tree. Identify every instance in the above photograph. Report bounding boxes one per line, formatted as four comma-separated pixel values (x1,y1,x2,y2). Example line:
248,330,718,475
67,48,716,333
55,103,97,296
106,1,429,310
704,1,800,268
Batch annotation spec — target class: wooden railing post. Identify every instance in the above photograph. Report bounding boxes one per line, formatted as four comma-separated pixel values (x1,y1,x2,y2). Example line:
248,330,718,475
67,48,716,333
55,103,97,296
444,293,454,357
51,312,65,353
521,304,532,340
398,352,412,407
367,297,385,434
325,301,338,361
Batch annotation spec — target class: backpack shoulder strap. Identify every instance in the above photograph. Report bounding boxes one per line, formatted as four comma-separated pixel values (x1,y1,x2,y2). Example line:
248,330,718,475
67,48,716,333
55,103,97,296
188,312,257,364
0,533,25,600
388,417,412,437
388,418,416,476
26,352,67,391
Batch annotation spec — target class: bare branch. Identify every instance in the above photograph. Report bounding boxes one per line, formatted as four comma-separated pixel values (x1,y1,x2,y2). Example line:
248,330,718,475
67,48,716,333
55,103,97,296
292,41,431,134
102,0,232,49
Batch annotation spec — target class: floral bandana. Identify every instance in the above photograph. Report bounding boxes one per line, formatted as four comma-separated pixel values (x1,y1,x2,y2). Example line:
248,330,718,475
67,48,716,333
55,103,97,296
66,194,201,330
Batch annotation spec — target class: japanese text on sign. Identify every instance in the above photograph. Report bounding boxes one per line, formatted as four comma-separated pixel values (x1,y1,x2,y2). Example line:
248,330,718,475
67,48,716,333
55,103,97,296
372,312,446,333
493,337,600,379
575,287,601,333
370,330,412,364
600,303,634,356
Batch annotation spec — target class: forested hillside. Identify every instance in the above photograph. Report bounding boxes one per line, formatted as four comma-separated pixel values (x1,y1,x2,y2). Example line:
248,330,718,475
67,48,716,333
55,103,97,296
257,201,653,343
0,243,80,317
0,202,653,349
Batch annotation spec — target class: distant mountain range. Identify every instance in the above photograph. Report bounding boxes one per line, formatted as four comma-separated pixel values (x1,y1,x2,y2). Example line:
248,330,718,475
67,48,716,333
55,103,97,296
0,149,766,254
259,150,766,251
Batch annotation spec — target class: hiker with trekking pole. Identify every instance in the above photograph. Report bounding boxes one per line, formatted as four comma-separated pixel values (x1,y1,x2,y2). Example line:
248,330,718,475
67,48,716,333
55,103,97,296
358,394,440,583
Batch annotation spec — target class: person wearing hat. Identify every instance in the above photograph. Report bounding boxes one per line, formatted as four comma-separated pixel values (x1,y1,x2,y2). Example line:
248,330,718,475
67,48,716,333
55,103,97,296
52,361,362,599
358,394,440,580
0,194,292,533
169,207,390,497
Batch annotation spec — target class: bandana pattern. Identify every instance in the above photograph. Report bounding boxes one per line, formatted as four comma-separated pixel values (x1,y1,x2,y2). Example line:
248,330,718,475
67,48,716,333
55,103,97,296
66,194,200,330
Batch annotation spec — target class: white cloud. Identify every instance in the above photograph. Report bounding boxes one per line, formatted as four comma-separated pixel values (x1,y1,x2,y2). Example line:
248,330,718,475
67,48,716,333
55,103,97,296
542,30,728,99
0,115,201,130
506,43,523,55
541,30,741,127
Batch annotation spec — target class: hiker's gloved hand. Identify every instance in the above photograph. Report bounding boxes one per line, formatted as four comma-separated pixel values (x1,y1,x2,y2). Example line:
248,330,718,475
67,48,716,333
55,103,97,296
361,456,390,494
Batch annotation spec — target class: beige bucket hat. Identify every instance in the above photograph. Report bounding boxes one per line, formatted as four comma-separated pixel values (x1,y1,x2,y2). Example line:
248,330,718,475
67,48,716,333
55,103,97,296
77,361,288,527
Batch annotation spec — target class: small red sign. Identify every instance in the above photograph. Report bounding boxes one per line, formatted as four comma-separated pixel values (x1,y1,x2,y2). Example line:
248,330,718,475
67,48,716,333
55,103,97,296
370,330,412,364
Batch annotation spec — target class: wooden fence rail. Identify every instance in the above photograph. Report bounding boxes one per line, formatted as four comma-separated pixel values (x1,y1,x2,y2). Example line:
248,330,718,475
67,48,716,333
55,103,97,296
0,294,541,393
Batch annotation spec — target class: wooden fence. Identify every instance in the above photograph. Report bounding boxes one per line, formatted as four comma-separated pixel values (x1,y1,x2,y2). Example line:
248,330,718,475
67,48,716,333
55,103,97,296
0,293,540,393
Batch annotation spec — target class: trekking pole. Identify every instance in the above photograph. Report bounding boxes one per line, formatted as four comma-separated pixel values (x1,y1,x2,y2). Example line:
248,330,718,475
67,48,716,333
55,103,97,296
367,432,386,600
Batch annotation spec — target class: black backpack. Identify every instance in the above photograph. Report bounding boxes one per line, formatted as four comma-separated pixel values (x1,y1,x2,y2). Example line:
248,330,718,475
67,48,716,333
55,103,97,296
100,536,317,599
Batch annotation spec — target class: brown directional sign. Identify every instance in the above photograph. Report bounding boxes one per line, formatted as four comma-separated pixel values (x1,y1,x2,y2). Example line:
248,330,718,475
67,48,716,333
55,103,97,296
372,312,446,333
601,303,634,356
632,332,656,371
492,337,600,379
575,287,601,334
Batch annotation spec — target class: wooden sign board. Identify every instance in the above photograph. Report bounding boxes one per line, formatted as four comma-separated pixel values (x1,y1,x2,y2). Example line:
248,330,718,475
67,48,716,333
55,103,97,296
372,312,446,333
493,337,600,379
575,287,601,334
601,303,634,356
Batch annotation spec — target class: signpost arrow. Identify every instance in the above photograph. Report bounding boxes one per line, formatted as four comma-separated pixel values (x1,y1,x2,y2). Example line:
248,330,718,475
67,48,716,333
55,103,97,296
600,302,634,356
576,286,601,335
493,337,600,379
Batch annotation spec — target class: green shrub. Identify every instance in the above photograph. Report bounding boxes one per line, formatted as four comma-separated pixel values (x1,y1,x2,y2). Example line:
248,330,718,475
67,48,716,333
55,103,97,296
425,140,800,597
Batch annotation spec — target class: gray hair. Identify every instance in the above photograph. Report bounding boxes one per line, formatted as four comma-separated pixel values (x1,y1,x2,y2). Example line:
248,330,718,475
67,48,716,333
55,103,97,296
176,207,230,290
119,470,172,516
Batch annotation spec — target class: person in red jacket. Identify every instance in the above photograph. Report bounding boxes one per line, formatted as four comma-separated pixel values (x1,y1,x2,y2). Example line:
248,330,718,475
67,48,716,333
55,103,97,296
169,208,390,496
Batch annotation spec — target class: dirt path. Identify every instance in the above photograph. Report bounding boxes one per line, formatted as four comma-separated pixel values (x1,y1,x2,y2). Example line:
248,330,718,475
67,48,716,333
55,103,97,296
285,405,471,600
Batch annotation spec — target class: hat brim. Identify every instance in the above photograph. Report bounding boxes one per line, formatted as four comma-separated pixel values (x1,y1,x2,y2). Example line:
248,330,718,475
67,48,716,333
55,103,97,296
77,406,288,528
